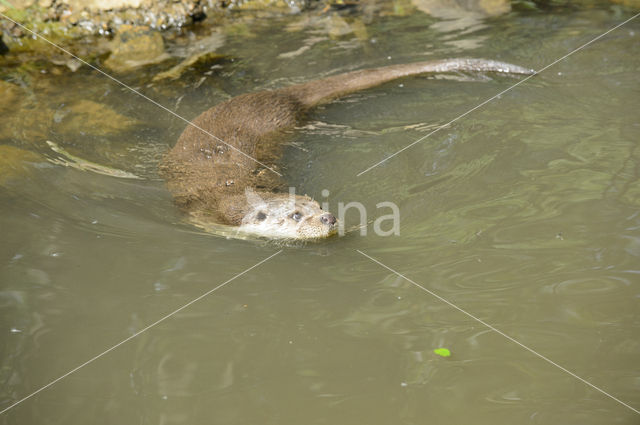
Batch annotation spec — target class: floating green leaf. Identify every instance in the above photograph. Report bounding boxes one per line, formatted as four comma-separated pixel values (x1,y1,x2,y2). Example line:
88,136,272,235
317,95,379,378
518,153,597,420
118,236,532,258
433,348,451,357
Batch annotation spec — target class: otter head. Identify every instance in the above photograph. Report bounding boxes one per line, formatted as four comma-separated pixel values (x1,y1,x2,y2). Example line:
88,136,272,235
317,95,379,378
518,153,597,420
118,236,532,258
239,189,338,240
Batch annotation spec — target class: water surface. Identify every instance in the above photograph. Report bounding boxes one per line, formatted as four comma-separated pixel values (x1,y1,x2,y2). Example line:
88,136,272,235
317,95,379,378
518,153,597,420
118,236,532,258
1,2,639,424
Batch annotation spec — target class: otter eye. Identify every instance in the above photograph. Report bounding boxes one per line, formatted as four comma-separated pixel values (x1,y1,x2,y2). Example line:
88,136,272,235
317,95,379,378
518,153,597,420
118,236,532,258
256,212,267,221
291,212,302,221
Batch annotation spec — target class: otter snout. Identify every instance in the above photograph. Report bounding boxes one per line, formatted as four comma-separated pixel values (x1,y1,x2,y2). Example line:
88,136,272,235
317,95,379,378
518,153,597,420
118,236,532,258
320,213,337,226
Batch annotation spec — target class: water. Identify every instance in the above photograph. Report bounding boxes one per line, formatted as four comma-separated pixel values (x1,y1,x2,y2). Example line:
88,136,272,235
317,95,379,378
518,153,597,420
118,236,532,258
1,2,639,424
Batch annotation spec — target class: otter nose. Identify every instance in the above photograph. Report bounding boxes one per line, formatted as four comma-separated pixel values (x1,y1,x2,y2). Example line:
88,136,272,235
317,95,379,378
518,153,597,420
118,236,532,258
320,213,337,226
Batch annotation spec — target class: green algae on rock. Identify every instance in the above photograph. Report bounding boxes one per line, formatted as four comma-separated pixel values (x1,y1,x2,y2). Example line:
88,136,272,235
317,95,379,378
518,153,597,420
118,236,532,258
0,0,212,34
54,99,141,135
0,79,20,111
0,144,42,185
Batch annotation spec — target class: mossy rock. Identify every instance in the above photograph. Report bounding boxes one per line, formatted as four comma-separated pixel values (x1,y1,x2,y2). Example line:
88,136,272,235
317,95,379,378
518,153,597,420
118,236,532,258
0,145,42,185
104,25,170,72
0,79,21,112
411,0,510,18
1,4,82,49
234,0,303,10
610,0,640,6
54,99,141,135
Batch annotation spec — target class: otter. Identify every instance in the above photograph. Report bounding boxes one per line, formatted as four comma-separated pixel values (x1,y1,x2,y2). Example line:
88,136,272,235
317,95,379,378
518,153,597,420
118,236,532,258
160,58,532,240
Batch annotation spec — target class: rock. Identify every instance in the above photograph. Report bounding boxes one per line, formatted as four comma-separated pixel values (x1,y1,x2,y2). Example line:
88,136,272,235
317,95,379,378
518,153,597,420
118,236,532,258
0,82,49,142
234,0,303,11
54,99,140,135
104,25,170,72
153,50,224,81
326,14,353,38
610,0,640,7
66,58,82,72
476,0,510,15
50,56,84,71
62,0,146,12
0,0,37,13
411,0,509,45
285,14,362,39
0,80,21,114
2,0,314,39
278,35,326,59
0,82,137,140
411,0,510,18
154,31,225,80
0,145,42,185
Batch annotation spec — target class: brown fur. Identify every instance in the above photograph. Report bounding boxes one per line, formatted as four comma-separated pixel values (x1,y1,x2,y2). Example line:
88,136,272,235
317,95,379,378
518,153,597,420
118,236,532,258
160,91,302,224
160,58,532,228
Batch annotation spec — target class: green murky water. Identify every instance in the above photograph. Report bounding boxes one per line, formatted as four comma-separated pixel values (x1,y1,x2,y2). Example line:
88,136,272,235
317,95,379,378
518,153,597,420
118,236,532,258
1,2,639,424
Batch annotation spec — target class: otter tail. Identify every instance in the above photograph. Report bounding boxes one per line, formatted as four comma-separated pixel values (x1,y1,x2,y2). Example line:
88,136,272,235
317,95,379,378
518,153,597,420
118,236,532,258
282,58,534,108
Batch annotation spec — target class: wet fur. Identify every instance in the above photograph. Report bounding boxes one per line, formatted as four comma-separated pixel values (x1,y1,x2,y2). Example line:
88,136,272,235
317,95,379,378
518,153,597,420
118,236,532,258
160,58,532,235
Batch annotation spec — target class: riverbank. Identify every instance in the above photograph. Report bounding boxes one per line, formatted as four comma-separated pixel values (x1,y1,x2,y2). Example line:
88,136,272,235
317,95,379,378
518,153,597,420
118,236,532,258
0,0,637,76
0,0,314,39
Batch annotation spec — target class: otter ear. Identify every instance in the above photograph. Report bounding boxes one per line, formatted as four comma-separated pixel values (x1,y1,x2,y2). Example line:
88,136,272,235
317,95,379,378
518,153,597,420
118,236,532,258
245,188,266,207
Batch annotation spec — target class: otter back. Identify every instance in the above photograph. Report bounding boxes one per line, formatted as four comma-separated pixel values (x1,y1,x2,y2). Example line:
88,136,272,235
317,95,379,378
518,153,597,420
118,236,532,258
160,58,533,232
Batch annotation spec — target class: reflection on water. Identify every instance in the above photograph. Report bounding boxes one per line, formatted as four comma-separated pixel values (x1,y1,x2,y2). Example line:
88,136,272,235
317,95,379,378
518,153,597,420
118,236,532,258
1,2,640,425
